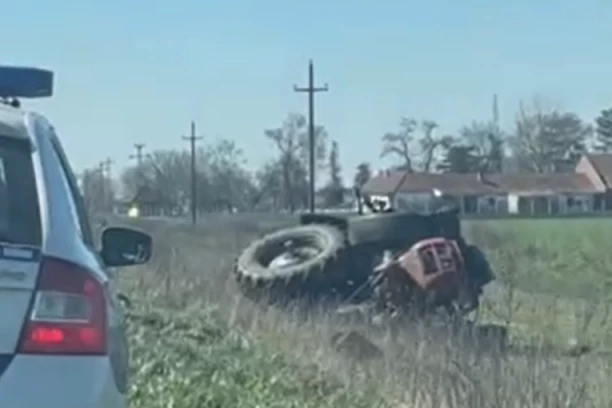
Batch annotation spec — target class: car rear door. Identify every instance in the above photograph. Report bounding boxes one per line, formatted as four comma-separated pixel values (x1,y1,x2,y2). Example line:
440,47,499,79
0,133,44,361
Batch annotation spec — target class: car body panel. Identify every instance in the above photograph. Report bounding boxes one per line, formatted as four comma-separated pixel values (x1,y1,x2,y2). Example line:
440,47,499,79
0,355,125,408
0,247,40,354
0,106,130,406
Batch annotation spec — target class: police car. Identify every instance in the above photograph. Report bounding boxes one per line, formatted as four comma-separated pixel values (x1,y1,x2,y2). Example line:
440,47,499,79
0,66,152,408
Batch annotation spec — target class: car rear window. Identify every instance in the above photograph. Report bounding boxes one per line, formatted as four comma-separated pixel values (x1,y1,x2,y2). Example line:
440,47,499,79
0,136,41,246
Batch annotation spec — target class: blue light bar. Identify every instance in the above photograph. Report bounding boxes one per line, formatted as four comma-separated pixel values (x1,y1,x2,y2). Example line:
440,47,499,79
0,66,53,98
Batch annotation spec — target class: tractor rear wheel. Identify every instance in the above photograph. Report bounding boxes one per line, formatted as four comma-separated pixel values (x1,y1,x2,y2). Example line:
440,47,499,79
234,224,346,302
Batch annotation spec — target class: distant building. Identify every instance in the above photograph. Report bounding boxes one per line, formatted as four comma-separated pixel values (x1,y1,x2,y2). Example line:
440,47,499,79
314,187,356,209
360,153,612,216
115,185,175,217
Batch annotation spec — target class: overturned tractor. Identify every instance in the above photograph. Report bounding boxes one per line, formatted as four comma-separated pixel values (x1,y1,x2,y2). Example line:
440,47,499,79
233,197,494,323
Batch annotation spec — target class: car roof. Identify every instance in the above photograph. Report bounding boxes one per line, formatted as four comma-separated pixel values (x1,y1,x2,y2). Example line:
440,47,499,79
0,102,32,140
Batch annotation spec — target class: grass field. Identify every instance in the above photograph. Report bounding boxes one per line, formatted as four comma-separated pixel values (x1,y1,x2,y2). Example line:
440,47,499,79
116,216,612,407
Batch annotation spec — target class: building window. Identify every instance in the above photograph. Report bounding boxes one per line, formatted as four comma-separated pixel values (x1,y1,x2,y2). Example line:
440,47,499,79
604,193,612,211
463,196,478,213
566,195,590,213
594,194,604,211
478,196,497,214
533,196,549,214
518,197,531,214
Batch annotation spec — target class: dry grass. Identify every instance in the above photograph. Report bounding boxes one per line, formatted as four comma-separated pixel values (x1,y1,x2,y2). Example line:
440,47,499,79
115,216,612,408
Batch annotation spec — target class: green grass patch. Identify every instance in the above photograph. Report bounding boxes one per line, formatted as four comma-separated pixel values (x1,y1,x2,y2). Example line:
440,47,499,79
127,305,381,408
465,218,612,299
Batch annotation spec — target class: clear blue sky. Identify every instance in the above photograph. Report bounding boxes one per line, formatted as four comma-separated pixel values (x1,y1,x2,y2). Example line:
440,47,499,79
2,0,612,182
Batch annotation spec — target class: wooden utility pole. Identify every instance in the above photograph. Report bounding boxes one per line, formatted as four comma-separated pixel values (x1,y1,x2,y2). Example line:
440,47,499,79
492,94,499,126
130,143,145,167
293,59,328,213
96,161,107,213
101,158,113,178
129,143,147,190
182,121,203,225
100,158,113,213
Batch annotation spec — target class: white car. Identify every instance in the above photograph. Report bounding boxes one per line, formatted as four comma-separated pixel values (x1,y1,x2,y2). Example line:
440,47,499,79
0,67,152,408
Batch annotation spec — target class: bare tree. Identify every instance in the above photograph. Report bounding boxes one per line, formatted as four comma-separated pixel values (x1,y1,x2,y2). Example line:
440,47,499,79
460,121,495,159
417,120,454,172
119,139,256,214
254,160,285,210
82,168,114,215
265,113,327,212
121,149,193,214
459,121,505,172
512,99,592,173
321,140,344,207
354,162,372,187
381,117,417,171
206,139,257,211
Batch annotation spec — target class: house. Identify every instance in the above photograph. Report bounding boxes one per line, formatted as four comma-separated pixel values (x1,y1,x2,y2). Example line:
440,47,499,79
360,153,612,216
314,187,357,209
115,185,175,217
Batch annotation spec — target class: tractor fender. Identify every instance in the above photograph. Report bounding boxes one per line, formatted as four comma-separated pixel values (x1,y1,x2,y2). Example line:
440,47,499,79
299,213,349,236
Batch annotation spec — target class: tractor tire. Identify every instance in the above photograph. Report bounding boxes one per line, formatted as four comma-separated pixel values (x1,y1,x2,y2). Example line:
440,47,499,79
463,244,495,288
234,224,346,301
451,244,494,315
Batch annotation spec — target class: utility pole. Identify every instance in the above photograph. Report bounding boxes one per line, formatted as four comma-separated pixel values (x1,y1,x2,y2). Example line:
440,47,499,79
293,59,328,214
129,143,147,190
492,94,499,134
100,158,113,213
182,121,203,225
96,161,107,213
101,157,113,179
130,143,145,167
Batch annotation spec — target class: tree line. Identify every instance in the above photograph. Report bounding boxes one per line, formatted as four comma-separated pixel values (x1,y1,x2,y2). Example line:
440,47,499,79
80,97,612,215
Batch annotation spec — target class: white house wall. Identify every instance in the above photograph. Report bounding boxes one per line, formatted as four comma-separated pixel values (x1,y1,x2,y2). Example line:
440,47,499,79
508,194,519,214
498,193,594,214
378,191,596,215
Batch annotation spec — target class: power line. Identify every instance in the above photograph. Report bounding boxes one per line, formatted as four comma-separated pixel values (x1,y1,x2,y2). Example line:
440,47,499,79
182,121,204,225
293,59,328,214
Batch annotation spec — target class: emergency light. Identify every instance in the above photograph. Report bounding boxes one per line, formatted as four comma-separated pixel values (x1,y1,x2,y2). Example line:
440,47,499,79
0,66,54,103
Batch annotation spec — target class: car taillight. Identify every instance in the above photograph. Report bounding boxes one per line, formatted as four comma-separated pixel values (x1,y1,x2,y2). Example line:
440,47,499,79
17,256,107,355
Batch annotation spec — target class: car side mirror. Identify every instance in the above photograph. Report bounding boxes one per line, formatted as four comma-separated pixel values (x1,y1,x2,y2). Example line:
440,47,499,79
100,227,153,267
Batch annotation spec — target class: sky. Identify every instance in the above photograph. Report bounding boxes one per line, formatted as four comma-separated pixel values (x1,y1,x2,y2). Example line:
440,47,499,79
2,0,612,183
